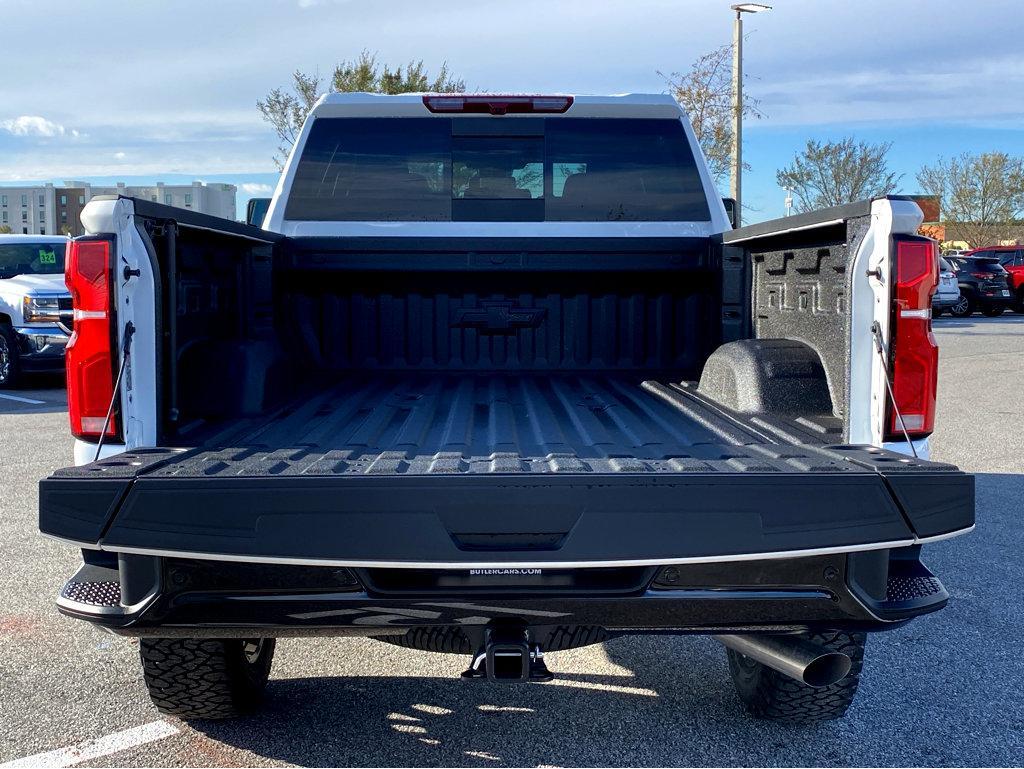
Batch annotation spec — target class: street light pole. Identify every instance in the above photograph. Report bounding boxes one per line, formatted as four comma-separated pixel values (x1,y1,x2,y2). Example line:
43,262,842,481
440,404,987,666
730,8,743,225
729,3,771,228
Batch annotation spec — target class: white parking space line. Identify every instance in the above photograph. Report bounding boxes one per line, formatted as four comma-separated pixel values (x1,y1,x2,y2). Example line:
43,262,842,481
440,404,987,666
0,393,46,405
0,721,179,768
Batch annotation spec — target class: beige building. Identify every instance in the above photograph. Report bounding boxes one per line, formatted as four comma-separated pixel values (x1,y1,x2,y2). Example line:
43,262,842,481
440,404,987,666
66,181,237,222
0,184,57,235
0,181,237,236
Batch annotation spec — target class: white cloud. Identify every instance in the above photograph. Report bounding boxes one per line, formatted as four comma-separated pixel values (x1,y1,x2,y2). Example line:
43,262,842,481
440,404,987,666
113,151,127,160
0,115,79,138
754,56,1024,128
240,182,273,194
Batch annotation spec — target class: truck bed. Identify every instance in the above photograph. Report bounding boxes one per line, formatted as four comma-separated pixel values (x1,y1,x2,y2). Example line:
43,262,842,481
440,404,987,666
159,372,849,477
42,372,974,568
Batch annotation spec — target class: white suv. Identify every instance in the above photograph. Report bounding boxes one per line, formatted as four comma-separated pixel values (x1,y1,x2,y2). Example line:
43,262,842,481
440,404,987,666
0,234,71,387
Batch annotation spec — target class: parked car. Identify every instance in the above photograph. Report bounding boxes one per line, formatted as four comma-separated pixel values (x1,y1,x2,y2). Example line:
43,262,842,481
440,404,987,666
0,234,71,387
946,255,1012,316
40,93,973,725
962,245,1024,312
932,256,961,316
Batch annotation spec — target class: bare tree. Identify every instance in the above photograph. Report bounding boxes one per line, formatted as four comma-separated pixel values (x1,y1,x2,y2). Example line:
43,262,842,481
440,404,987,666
0,225,12,234
258,51,466,169
661,45,762,185
916,152,1024,247
775,138,901,213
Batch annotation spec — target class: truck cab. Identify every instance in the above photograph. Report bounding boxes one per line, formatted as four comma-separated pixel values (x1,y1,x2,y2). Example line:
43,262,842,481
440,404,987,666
40,93,973,724
0,234,72,387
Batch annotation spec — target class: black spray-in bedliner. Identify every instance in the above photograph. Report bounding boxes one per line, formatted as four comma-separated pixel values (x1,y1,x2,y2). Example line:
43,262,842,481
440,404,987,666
134,373,869,478
54,372,970,487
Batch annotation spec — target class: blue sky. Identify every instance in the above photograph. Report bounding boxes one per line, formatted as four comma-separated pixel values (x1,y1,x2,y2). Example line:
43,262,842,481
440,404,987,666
1,0,1022,223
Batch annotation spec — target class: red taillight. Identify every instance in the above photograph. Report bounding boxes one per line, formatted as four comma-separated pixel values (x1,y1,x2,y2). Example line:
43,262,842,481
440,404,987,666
65,237,118,440
886,237,939,440
422,94,573,115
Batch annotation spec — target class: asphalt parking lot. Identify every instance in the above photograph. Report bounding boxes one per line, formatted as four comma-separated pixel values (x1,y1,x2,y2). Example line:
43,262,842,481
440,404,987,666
1,317,1021,768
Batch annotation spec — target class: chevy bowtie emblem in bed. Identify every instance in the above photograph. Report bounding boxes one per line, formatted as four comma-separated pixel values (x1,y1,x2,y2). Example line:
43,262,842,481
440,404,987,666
453,301,547,333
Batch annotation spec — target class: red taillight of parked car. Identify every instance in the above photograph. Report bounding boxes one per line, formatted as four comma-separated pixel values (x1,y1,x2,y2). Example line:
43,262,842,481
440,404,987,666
886,237,939,440
65,237,118,440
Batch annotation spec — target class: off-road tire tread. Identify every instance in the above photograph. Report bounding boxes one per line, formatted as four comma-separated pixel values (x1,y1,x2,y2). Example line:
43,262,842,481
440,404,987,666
139,638,275,719
543,625,609,651
726,631,866,723
377,627,474,654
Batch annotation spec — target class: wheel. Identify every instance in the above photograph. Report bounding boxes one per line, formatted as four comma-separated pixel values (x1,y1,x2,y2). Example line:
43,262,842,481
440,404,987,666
931,307,943,318
949,293,974,317
981,304,1005,317
0,324,20,389
726,631,866,723
1013,289,1024,313
139,638,275,719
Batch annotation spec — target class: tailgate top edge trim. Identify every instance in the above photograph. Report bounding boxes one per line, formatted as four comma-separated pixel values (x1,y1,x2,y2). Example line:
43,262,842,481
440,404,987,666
84,528,972,570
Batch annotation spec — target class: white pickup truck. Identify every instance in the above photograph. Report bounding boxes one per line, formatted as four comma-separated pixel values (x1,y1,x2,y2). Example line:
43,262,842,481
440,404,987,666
40,93,973,724
0,234,72,387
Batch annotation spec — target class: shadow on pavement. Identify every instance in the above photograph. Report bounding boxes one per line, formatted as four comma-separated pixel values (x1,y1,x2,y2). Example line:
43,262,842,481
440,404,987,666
189,636,779,768
182,474,1022,767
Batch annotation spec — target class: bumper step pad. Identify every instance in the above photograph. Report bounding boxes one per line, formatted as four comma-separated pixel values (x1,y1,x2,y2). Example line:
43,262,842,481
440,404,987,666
59,579,122,608
886,574,944,603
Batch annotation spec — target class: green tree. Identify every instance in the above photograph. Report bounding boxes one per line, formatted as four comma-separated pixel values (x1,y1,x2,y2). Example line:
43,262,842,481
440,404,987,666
916,152,1024,247
776,138,901,213
258,51,465,168
661,44,762,185
0,225,12,234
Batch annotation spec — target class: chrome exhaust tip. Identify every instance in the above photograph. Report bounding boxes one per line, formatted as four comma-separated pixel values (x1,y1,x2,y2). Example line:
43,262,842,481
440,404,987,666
716,634,852,688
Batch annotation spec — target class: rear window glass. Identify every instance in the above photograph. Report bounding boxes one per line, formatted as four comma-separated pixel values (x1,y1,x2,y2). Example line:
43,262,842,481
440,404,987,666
965,258,1005,272
544,119,710,221
938,257,953,272
285,119,451,221
285,118,710,222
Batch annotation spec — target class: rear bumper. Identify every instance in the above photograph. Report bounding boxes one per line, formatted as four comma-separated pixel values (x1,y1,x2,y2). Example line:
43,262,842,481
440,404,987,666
931,294,959,309
976,289,1011,306
42,443,974,638
56,547,953,638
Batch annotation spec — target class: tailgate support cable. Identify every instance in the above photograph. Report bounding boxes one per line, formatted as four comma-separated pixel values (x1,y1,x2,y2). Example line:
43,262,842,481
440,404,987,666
93,321,136,462
870,321,917,458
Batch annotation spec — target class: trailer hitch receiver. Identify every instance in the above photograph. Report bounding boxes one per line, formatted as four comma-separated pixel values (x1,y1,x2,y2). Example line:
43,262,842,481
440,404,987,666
461,626,553,683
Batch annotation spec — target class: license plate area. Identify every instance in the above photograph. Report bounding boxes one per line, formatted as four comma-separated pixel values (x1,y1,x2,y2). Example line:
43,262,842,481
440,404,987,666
360,566,655,596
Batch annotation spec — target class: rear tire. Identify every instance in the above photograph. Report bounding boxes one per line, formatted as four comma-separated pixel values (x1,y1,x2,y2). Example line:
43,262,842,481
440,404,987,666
949,293,974,317
931,307,943,318
0,324,21,389
726,631,866,723
1014,289,1024,314
139,638,275,719
981,305,1005,317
